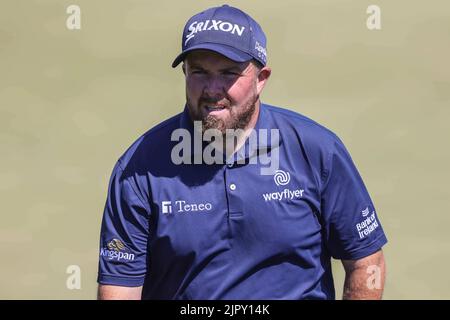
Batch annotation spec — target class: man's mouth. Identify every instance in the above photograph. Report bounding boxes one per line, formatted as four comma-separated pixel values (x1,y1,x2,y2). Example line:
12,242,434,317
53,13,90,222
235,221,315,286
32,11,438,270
205,105,226,112
202,104,230,116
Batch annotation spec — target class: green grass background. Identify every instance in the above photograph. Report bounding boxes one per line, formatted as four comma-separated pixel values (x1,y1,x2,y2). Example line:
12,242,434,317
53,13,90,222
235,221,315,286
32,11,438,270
1,0,449,299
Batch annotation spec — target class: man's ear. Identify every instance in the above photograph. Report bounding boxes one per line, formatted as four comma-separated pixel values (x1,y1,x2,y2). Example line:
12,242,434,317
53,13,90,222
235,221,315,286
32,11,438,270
256,66,271,95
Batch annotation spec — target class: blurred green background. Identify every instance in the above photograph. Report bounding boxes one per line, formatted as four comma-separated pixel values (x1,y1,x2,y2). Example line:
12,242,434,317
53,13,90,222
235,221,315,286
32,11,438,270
1,0,449,299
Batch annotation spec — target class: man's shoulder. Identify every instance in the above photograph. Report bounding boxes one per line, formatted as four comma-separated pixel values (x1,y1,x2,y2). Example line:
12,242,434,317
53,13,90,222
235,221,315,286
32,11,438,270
116,112,183,170
140,112,183,143
263,103,350,189
262,103,342,148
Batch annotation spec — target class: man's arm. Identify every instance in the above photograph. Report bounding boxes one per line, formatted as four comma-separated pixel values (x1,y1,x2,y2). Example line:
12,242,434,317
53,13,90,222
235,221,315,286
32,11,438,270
341,249,386,300
97,284,143,300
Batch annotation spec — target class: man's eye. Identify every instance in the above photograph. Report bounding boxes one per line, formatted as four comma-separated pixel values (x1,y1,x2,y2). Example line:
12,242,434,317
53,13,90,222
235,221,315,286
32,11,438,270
192,70,205,74
224,71,239,75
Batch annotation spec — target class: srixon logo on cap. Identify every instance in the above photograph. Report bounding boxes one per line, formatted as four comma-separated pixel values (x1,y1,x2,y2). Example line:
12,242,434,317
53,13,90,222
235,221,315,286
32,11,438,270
185,20,246,45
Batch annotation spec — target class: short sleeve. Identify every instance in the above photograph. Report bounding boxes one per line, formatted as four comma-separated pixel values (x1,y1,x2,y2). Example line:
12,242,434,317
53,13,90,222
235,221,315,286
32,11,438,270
320,137,387,260
97,160,150,286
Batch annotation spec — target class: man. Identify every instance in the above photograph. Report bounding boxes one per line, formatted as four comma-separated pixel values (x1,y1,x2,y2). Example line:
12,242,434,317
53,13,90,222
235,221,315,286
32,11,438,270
97,4,387,300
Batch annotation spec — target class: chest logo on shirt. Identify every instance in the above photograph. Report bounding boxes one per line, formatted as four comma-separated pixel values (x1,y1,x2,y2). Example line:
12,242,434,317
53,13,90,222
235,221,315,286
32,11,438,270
262,170,305,202
161,200,213,214
273,170,291,186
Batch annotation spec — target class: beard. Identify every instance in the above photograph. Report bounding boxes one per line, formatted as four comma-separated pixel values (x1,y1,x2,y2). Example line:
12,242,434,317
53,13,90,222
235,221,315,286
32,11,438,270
186,92,259,135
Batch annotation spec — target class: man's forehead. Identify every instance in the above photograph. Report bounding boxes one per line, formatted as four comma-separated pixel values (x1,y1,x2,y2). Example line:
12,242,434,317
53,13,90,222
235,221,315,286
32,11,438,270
185,50,249,69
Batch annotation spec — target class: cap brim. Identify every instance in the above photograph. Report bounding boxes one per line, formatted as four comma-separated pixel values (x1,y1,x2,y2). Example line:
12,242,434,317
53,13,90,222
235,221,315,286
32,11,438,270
171,43,253,68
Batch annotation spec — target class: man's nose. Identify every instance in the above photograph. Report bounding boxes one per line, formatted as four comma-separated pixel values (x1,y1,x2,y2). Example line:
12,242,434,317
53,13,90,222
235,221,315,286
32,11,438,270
203,75,225,96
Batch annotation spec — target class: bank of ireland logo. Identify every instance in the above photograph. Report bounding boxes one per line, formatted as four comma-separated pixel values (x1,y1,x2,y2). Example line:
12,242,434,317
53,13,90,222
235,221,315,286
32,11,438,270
162,201,172,214
356,207,379,239
362,207,370,217
273,170,290,186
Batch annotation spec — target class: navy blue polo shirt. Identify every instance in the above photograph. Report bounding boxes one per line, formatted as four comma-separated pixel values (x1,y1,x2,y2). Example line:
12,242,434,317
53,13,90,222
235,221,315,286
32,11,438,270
97,103,387,299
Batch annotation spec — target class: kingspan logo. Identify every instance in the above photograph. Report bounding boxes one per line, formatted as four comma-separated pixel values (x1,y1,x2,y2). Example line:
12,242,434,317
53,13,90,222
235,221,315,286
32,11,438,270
161,200,213,214
100,238,135,262
185,20,246,45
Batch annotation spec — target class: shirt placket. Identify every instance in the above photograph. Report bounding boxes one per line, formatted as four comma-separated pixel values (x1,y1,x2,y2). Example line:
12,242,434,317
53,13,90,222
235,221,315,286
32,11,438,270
223,161,244,218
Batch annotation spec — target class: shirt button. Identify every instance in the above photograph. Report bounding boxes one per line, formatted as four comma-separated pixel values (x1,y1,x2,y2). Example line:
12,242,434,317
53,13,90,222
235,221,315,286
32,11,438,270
229,183,236,191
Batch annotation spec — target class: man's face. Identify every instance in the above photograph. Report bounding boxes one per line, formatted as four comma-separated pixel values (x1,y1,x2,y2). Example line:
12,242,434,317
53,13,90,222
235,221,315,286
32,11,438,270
183,50,269,133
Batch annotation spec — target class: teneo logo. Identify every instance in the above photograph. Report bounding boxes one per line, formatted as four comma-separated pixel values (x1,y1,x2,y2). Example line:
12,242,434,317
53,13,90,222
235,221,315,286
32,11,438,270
161,200,213,214
185,20,246,45
273,170,290,186
100,239,135,262
162,201,172,214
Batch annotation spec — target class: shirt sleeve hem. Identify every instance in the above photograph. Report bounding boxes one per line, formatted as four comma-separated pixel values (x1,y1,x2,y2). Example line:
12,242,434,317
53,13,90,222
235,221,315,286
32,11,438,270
97,274,145,287
335,234,388,260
